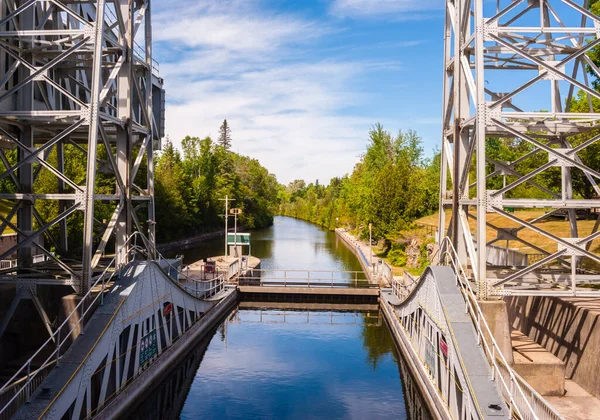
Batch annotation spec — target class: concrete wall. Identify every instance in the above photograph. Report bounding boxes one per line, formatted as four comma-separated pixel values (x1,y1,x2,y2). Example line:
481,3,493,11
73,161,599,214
334,229,375,283
505,296,600,398
157,230,224,253
479,300,514,364
486,244,528,266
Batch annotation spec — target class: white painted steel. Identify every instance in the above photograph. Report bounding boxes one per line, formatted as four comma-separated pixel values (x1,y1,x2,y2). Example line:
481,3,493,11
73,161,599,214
440,0,600,297
238,268,374,288
434,237,563,420
0,232,223,420
0,0,161,295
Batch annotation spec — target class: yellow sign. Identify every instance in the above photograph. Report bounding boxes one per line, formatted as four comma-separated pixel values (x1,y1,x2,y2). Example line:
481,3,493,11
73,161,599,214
230,208,242,215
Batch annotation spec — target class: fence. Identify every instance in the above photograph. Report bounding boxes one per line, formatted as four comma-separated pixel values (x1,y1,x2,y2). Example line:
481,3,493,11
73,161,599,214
238,269,375,288
391,271,418,302
183,273,226,300
231,309,382,326
0,260,16,269
412,222,437,237
0,254,53,270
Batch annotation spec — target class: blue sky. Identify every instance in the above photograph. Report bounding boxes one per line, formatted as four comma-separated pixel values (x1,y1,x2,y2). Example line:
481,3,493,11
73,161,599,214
153,0,446,184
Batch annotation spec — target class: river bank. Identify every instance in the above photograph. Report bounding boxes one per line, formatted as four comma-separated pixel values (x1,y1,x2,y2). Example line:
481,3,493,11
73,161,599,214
335,228,393,286
157,230,224,253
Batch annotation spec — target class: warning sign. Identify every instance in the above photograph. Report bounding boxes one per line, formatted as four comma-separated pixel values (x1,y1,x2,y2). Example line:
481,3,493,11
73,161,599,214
163,302,173,317
440,336,448,358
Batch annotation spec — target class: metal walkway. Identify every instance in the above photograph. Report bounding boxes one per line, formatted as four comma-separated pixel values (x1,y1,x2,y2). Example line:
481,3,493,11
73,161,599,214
11,260,226,420
381,238,564,420
0,231,232,420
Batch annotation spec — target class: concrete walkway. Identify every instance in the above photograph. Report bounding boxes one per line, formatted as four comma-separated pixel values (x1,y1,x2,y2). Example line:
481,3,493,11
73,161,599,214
335,228,392,285
546,380,600,420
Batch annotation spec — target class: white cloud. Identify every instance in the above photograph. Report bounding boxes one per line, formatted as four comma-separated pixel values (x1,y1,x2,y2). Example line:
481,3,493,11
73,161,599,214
153,0,416,184
330,0,443,18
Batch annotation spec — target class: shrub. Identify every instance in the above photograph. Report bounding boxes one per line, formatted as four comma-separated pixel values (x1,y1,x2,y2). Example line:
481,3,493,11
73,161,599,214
387,244,407,266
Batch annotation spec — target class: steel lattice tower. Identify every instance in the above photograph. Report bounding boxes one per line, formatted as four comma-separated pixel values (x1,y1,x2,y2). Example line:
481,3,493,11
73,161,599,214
440,0,600,297
0,0,162,303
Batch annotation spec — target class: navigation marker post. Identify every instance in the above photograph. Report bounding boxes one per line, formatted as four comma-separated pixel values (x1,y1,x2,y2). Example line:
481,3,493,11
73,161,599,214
219,196,235,258
230,208,242,274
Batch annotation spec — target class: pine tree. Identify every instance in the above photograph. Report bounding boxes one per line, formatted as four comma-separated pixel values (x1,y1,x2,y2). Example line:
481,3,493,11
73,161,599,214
218,119,232,150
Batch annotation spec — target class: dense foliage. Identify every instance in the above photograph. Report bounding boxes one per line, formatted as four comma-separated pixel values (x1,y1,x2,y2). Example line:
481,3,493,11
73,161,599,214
0,132,279,250
155,136,279,242
278,124,440,240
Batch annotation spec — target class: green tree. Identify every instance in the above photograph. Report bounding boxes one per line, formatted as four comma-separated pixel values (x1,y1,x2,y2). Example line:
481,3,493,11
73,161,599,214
218,119,232,150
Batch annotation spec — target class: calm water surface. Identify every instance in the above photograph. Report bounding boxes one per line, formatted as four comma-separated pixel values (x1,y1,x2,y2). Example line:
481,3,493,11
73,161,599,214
133,217,429,419
179,216,362,272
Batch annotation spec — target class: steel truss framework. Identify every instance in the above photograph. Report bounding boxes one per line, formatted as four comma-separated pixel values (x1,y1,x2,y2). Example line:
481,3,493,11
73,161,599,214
1,261,214,420
0,0,159,297
440,0,600,297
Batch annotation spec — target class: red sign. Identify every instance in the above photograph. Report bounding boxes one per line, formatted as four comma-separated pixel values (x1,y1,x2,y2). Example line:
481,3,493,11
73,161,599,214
440,337,448,358
163,302,173,317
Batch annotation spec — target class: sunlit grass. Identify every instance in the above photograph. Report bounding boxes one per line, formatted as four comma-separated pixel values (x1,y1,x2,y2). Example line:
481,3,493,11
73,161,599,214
415,210,600,270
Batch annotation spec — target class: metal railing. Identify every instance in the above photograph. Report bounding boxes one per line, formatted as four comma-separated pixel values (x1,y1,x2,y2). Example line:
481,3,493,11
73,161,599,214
0,360,55,420
437,237,563,420
0,260,16,269
0,255,50,269
0,231,140,419
183,273,226,300
0,231,223,419
413,222,437,237
231,309,382,326
527,253,549,266
104,6,160,74
239,269,376,288
391,271,418,301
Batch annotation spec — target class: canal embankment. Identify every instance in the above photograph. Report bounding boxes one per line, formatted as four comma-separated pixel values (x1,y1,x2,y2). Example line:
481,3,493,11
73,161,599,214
113,217,429,419
157,229,225,253
335,228,393,286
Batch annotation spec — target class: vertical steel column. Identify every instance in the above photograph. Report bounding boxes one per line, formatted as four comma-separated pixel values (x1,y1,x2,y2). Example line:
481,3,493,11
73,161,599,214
16,2,34,269
438,0,452,247
116,0,133,266
474,0,487,298
145,0,156,255
81,0,107,293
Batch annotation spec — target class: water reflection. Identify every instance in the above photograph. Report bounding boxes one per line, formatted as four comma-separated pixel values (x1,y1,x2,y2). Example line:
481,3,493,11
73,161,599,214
137,217,432,419
130,306,431,420
177,217,361,272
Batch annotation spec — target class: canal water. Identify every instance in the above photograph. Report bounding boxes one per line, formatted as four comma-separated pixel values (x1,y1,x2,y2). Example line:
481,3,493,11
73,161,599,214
178,216,362,272
133,217,430,419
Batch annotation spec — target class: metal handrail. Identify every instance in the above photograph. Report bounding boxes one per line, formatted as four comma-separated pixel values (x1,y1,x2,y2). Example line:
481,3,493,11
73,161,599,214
391,271,418,300
0,259,16,269
0,231,147,417
104,6,160,74
0,231,203,417
184,273,226,299
239,268,374,288
437,237,562,420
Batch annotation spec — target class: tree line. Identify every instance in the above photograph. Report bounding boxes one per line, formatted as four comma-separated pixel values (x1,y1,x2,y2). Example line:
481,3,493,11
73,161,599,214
278,124,440,240
155,120,279,242
0,120,279,250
